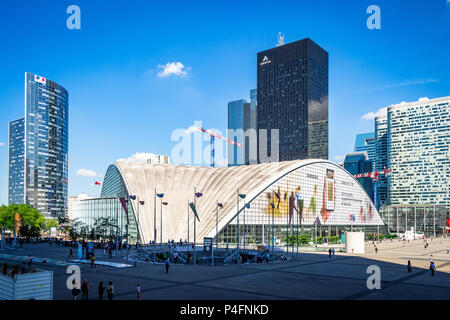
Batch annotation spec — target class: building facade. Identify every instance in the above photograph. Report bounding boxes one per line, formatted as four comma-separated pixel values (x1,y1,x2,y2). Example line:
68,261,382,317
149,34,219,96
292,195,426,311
257,38,328,162
387,96,450,207
354,132,375,169
343,152,374,202
228,90,257,166
375,116,388,208
8,72,69,217
73,159,384,246
8,118,25,204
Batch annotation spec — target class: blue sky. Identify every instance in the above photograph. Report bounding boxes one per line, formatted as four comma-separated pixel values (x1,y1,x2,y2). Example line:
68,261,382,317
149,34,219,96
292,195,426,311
0,0,449,205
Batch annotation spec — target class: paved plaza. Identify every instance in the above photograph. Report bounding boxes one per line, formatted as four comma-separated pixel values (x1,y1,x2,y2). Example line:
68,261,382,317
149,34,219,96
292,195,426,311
1,238,450,300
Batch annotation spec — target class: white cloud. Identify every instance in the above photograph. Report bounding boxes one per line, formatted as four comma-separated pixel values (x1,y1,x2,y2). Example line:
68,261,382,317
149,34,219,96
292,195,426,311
76,168,99,177
157,62,188,78
117,152,158,164
361,107,388,120
0,142,4,147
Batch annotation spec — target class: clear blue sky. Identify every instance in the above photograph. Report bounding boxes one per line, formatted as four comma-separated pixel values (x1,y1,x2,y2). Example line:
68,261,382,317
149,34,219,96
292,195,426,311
0,0,449,205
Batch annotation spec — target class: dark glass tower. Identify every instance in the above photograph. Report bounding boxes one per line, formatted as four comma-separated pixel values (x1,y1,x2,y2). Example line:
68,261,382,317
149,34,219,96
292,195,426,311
8,118,25,204
257,38,328,162
24,72,69,217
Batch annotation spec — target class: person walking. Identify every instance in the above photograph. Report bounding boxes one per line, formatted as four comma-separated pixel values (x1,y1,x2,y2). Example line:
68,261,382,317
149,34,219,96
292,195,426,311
446,247,450,254
27,254,32,267
328,248,332,258
430,261,436,276
173,252,179,264
407,260,412,273
107,281,114,300
81,280,89,300
375,246,378,254
332,248,336,257
430,255,434,263
90,254,96,269
136,284,142,300
165,257,170,274
98,281,106,300
71,280,80,300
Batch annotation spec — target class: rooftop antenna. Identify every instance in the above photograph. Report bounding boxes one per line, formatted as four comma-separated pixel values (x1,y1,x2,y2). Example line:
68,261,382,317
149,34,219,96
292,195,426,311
277,32,284,46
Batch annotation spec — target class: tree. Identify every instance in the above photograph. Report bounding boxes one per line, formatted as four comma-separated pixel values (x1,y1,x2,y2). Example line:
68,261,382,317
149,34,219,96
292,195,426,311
68,219,83,241
44,218,59,233
0,204,45,238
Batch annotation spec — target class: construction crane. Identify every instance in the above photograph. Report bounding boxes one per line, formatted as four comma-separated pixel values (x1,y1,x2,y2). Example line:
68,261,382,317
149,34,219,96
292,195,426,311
195,127,242,167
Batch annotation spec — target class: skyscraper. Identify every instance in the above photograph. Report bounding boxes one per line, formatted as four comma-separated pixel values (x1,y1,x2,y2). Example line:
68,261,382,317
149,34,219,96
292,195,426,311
387,96,450,206
374,116,388,207
354,132,375,169
8,118,25,204
8,72,69,217
257,38,328,162
343,152,374,201
228,90,257,166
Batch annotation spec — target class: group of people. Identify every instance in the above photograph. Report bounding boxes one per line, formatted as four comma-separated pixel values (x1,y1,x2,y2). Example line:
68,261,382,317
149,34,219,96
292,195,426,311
72,280,115,300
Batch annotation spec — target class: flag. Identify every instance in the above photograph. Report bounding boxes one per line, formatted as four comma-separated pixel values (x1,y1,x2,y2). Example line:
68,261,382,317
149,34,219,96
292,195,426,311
94,181,101,185
189,202,200,222
270,202,275,209
239,194,246,199
217,203,223,208
34,75,46,84
139,201,145,205
163,202,168,206
195,192,203,198
157,193,164,198
349,214,355,222
313,217,321,226
119,197,129,224
245,203,250,209
129,195,136,200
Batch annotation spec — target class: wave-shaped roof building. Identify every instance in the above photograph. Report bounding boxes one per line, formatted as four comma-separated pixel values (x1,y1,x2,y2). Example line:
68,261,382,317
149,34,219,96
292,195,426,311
73,159,384,246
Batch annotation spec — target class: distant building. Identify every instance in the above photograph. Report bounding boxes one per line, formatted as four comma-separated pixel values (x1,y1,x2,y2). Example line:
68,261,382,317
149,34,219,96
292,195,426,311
228,90,257,166
146,155,170,165
8,118,25,204
257,38,328,162
375,116,388,208
354,133,375,169
8,73,69,217
343,152,374,201
387,96,450,207
67,194,95,221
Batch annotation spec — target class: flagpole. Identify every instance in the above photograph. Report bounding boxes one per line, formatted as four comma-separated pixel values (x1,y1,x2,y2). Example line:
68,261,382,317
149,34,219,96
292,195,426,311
154,188,156,264
236,189,240,265
243,201,246,251
194,187,197,265
272,199,274,264
187,201,190,259
216,201,218,250
160,197,163,246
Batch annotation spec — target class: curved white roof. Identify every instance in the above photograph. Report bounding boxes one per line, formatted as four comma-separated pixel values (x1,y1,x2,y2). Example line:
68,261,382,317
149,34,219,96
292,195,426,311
106,159,379,243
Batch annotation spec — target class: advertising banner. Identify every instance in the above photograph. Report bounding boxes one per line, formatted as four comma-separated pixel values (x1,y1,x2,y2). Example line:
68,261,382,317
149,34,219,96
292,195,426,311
203,237,213,252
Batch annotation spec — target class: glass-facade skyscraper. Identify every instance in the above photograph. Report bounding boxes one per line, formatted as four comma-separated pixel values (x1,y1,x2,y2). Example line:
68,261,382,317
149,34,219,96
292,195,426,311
343,152,374,202
387,96,450,207
228,90,257,166
8,72,69,217
354,132,375,170
257,38,328,162
8,118,25,204
375,116,388,208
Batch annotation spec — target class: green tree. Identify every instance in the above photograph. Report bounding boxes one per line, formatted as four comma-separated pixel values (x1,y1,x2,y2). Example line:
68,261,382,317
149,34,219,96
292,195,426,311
0,204,45,238
44,218,59,233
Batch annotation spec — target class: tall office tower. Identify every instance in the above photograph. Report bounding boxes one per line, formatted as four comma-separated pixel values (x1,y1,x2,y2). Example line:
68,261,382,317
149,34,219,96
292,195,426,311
354,133,375,169
228,90,257,166
374,116,388,208
387,96,450,206
8,118,25,204
22,72,69,217
343,152,374,201
257,38,328,162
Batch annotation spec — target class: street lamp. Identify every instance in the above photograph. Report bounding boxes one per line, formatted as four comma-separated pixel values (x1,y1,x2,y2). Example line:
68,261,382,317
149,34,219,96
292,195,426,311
156,193,165,247
194,188,203,265
237,190,246,265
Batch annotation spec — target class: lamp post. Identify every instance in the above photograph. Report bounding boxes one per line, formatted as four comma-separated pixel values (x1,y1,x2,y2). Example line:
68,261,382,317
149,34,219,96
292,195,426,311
153,188,156,264
237,191,246,265
156,193,165,249
271,201,275,264
194,188,203,265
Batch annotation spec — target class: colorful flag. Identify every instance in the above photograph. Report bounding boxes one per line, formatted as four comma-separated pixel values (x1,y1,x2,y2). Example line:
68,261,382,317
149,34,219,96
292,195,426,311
163,202,168,206
238,194,246,199
189,202,200,222
157,193,164,198
94,181,101,185
129,195,136,200
195,192,203,198
217,203,223,208
119,197,129,224
34,75,46,84
245,203,250,209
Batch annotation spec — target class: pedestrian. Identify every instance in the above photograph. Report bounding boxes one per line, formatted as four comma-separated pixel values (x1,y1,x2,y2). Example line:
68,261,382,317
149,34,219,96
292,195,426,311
90,254,96,269
71,280,80,300
107,281,114,300
332,248,336,257
27,254,32,267
447,247,450,254
328,248,332,258
375,246,378,254
407,260,412,273
430,255,434,263
430,261,436,276
81,280,89,300
69,248,73,257
136,284,142,300
165,257,170,274
173,252,179,264
98,281,105,300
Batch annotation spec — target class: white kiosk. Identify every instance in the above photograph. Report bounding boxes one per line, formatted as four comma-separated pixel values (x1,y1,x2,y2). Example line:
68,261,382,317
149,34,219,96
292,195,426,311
345,232,365,254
